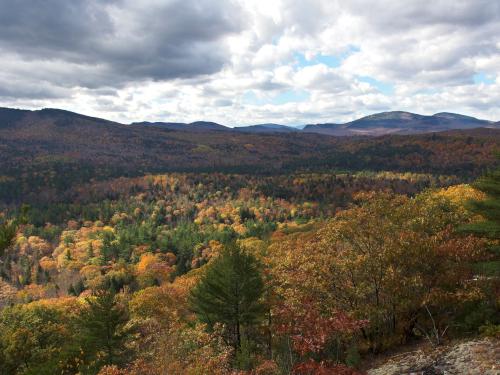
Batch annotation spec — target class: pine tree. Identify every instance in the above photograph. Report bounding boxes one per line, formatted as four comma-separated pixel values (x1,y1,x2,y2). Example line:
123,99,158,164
463,167,500,250
0,221,16,258
189,243,266,350
462,163,500,277
77,289,130,371
467,171,500,234
0,205,26,258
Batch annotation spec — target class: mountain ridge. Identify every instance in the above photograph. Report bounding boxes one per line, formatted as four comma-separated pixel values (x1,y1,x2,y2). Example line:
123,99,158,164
303,111,496,136
0,107,498,136
132,120,227,132
1,105,499,205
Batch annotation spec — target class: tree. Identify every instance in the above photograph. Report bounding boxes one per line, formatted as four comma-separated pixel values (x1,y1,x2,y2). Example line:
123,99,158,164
0,220,17,258
460,164,500,332
320,192,485,349
77,289,131,372
463,165,500,252
189,243,266,351
0,300,78,375
269,191,486,355
0,204,29,258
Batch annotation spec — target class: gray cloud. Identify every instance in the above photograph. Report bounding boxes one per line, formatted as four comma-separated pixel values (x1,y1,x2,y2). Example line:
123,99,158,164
0,73,71,99
0,0,242,93
344,0,500,31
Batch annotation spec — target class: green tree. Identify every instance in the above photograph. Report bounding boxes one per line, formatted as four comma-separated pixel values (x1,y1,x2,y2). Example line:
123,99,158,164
77,289,131,372
189,243,266,351
0,303,77,375
464,167,500,243
0,220,17,258
462,163,500,276
0,204,29,257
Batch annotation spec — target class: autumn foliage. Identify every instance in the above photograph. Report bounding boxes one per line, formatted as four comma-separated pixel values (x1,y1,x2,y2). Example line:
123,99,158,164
0,169,498,374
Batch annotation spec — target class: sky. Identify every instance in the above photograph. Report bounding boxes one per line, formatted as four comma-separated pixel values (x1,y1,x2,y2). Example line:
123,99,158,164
0,0,499,126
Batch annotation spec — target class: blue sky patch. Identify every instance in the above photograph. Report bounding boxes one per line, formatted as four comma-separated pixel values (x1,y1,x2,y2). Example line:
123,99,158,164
473,72,495,85
294,45,360,69
358,76,394,95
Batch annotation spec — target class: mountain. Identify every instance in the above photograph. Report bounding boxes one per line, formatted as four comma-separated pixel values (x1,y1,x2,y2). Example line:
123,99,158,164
0,107,119,130
129,111,497,136
0,106,343,202
189,121,228,131
233,123,299,133
131,120,228,131
131,121,188,131
303,111,497,136
2,107,497,138
302,122,343,135
289,124,308,130
134,121,299,133
1,106,499,205
0,107,31,128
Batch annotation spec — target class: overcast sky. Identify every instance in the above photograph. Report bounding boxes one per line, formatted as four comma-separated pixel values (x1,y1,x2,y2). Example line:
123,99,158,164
0,0,499,125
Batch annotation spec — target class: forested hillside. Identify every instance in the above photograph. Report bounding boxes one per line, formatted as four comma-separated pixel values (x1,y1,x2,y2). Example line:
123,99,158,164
1,107,499,205
0,110,499,374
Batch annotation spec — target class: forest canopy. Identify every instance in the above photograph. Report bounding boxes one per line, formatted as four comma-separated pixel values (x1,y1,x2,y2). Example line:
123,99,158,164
0,166,498,374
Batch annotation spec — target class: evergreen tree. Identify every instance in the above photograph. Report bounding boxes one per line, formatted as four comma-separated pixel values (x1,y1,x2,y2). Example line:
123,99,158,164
0,204,26,258
77,289,130,372
189,243,266,350
462,162,500,279
0,220,16,258
463,165,500,251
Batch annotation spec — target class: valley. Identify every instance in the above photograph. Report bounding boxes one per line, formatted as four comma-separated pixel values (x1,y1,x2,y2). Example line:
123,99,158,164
0,107,499,374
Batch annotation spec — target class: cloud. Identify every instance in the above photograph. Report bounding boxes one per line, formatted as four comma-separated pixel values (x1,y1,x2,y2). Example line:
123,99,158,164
0,0,242,89
0,0,499,124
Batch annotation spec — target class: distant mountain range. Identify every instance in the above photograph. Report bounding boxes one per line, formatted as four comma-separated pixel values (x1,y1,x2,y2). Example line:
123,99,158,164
132,110,498,136
1,106,499,204
131,121,300,133
1,107,498,136
302,111,499,136
233,123,301,133
131,120,227,131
